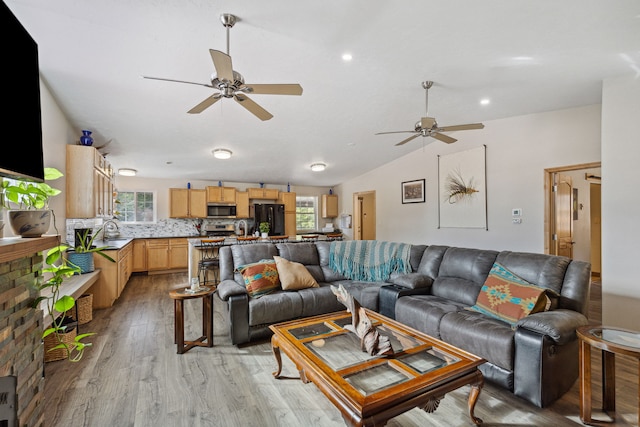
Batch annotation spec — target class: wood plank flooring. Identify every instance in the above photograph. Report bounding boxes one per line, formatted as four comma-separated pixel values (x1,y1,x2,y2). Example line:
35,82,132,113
43,275,638,426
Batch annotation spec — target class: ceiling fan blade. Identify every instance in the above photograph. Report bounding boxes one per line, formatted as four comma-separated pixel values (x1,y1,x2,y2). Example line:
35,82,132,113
244,84,303,96
431,132,457,144
395,133,421,146
210,49,234,82
187,94,222,114
375,130,416,135
420,117,436,129
437,123,485,132
234,94,273,121
141,75,214,89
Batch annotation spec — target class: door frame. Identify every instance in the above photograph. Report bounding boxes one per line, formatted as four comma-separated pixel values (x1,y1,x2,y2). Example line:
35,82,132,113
352,190,376,240
543,161,601,255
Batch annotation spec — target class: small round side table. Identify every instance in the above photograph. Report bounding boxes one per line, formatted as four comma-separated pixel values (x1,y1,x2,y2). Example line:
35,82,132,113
168,285,216,354
577,325,640,425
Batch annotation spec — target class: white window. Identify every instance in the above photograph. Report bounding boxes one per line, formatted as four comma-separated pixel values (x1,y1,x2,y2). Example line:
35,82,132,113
115,191,157,223
296,196,317,232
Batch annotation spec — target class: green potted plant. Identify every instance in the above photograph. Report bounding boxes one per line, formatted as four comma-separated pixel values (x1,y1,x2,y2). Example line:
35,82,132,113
67,227,116,274
34,243,95,362
259,221,270,238
0,167,63,237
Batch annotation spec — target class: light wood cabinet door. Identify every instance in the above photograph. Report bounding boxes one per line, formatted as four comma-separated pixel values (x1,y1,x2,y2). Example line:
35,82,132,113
248,188,279,200
169,238,189,269
66,145,113,218
278,192,296,212
170,188,206,218
189,189,207,218
132,239,147,272
322,194,339,218
236,191,250,218
147,239,169,271
90,242,132,308
207,186,236,203
284,212,297,237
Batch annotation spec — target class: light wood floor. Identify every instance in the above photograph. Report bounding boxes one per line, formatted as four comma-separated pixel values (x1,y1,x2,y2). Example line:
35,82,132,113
43,274,638,426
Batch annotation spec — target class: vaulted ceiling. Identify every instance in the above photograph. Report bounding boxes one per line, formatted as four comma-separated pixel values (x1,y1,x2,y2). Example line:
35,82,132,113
6,0,640,186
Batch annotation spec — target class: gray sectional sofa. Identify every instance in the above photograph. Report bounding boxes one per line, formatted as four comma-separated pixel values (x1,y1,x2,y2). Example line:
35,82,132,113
216,240,591,408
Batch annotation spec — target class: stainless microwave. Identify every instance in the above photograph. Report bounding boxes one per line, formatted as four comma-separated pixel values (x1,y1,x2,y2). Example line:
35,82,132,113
207,204,236,218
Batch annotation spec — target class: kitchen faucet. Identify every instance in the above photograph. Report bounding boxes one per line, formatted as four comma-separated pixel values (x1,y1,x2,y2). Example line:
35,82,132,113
236,220,248,237
102,219,120,239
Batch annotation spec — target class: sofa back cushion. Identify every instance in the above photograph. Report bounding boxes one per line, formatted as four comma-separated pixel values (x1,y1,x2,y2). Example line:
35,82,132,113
276,242,325,283
315,241,348,281
416,245,449,277
230,243,279,284
432,247,499,305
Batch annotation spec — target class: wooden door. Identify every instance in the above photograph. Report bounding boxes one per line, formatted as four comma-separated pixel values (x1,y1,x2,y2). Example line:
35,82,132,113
353,191,376,240
554,173,573,258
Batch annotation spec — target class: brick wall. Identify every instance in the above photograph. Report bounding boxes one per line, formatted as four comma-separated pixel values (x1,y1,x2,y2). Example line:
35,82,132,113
0,252,45,427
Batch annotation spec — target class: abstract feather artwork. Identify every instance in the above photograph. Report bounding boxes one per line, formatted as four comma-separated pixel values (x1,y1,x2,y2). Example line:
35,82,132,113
438,146,487,229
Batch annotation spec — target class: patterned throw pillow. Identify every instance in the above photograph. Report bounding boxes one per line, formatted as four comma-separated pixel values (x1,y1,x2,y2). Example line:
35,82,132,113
236,259,280,298
469,262,549,326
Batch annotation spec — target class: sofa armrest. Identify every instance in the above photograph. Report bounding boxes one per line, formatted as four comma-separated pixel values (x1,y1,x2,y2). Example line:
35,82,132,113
217,279,247,301
516,309,589,345
388,273,433,289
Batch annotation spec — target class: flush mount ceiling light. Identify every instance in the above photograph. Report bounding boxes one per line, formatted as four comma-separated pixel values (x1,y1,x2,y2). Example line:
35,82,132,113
118,168,137,176
212,148,232,159
310,162,326,172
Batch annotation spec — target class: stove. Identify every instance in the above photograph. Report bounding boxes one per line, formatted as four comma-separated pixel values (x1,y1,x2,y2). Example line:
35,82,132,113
204,224,236,237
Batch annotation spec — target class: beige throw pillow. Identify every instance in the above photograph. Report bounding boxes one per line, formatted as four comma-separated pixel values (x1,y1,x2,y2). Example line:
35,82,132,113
273,256,319,290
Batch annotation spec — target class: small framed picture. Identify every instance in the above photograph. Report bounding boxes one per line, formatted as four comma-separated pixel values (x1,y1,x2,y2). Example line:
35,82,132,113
402,179,425,204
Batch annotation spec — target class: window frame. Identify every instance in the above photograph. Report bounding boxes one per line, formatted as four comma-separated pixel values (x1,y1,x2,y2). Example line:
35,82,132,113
295,195,318,233
115,190,158,224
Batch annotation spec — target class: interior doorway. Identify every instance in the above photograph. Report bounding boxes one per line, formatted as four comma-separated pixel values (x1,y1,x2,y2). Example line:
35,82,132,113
352,191,376,240
544,162,601,275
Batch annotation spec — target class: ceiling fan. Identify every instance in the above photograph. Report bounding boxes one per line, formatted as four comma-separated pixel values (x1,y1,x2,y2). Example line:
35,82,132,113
142,13,303,121
375,81,484,146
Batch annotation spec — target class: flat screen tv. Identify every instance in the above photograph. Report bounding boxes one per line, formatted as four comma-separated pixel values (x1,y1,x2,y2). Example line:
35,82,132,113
1,1,45,183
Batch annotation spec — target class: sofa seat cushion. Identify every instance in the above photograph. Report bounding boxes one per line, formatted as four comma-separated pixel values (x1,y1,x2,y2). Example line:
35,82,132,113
248,291,303,326
469,262,551,326
297,283,345,317
440,309,516,371
335,280,385,311
394,295,466,339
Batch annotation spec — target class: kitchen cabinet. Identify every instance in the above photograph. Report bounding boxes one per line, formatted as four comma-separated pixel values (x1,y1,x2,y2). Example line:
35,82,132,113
90,242,133,308
169,188,206,218
146,238,189,272
278,191,297,236
66,145,114,218
322,194,339,218
247,187,279,200
207,186,236,203
236,191,250,218
132,239,147,272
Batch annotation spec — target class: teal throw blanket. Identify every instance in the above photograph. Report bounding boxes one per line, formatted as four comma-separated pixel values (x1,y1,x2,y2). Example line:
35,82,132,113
329,240,412,282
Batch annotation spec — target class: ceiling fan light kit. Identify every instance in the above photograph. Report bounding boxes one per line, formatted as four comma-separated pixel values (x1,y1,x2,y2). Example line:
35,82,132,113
142,13,302,121
375,80,484,146
310,163,326,172
212,148,232,159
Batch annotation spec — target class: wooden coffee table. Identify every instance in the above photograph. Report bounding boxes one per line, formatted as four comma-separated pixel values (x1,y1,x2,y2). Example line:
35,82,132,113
270,310,485,426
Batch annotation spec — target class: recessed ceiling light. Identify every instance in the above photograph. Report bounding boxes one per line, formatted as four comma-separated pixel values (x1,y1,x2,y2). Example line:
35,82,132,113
212,148,232,159
118,168,137,176
342,53,352,61
480,98,490,105
310,162,326,172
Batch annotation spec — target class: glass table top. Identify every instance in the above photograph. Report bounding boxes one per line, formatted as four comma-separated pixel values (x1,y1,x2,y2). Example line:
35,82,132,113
592,328,640,349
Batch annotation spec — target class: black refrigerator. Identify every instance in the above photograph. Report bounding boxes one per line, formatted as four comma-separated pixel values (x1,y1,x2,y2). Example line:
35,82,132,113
253,204,285,236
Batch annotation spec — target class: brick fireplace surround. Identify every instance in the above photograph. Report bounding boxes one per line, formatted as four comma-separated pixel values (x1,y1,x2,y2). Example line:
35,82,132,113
0,235,59,427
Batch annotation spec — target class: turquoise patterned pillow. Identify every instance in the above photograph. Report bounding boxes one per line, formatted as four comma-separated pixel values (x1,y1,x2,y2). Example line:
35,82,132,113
236,259,280,298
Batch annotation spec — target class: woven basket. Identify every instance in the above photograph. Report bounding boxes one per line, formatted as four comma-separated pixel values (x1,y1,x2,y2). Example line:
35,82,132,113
44,320,77,362
72,293,93,325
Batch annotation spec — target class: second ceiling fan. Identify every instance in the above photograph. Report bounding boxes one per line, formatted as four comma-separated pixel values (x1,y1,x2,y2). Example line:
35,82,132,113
142,13,303,121
376,81,484,146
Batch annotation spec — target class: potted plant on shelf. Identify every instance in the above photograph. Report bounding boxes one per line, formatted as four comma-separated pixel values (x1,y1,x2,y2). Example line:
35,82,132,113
67,227,116,274
259,222,270,238
34,243,95,362
0,167,63,237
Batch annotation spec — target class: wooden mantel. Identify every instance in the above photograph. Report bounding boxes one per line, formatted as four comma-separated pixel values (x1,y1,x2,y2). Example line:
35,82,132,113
0,234,61,263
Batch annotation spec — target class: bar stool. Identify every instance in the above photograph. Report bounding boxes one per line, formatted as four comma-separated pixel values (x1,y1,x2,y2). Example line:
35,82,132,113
197,238,224,286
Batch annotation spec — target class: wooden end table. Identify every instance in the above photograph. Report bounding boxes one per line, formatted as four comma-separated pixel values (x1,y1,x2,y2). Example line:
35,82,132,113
168,285,216,354
577,325,640,425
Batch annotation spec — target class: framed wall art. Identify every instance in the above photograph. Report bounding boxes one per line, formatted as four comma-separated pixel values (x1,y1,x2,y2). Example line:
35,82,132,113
438,145,487,229
402,179,425,204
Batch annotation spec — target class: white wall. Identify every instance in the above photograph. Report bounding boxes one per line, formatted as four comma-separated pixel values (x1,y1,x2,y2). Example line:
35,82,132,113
337,104,602,252
601,74,640,329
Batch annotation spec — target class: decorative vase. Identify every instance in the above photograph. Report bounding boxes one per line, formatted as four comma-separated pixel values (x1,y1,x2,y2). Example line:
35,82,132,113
7,210,51,238
79,130,94,146
67,251,95,274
